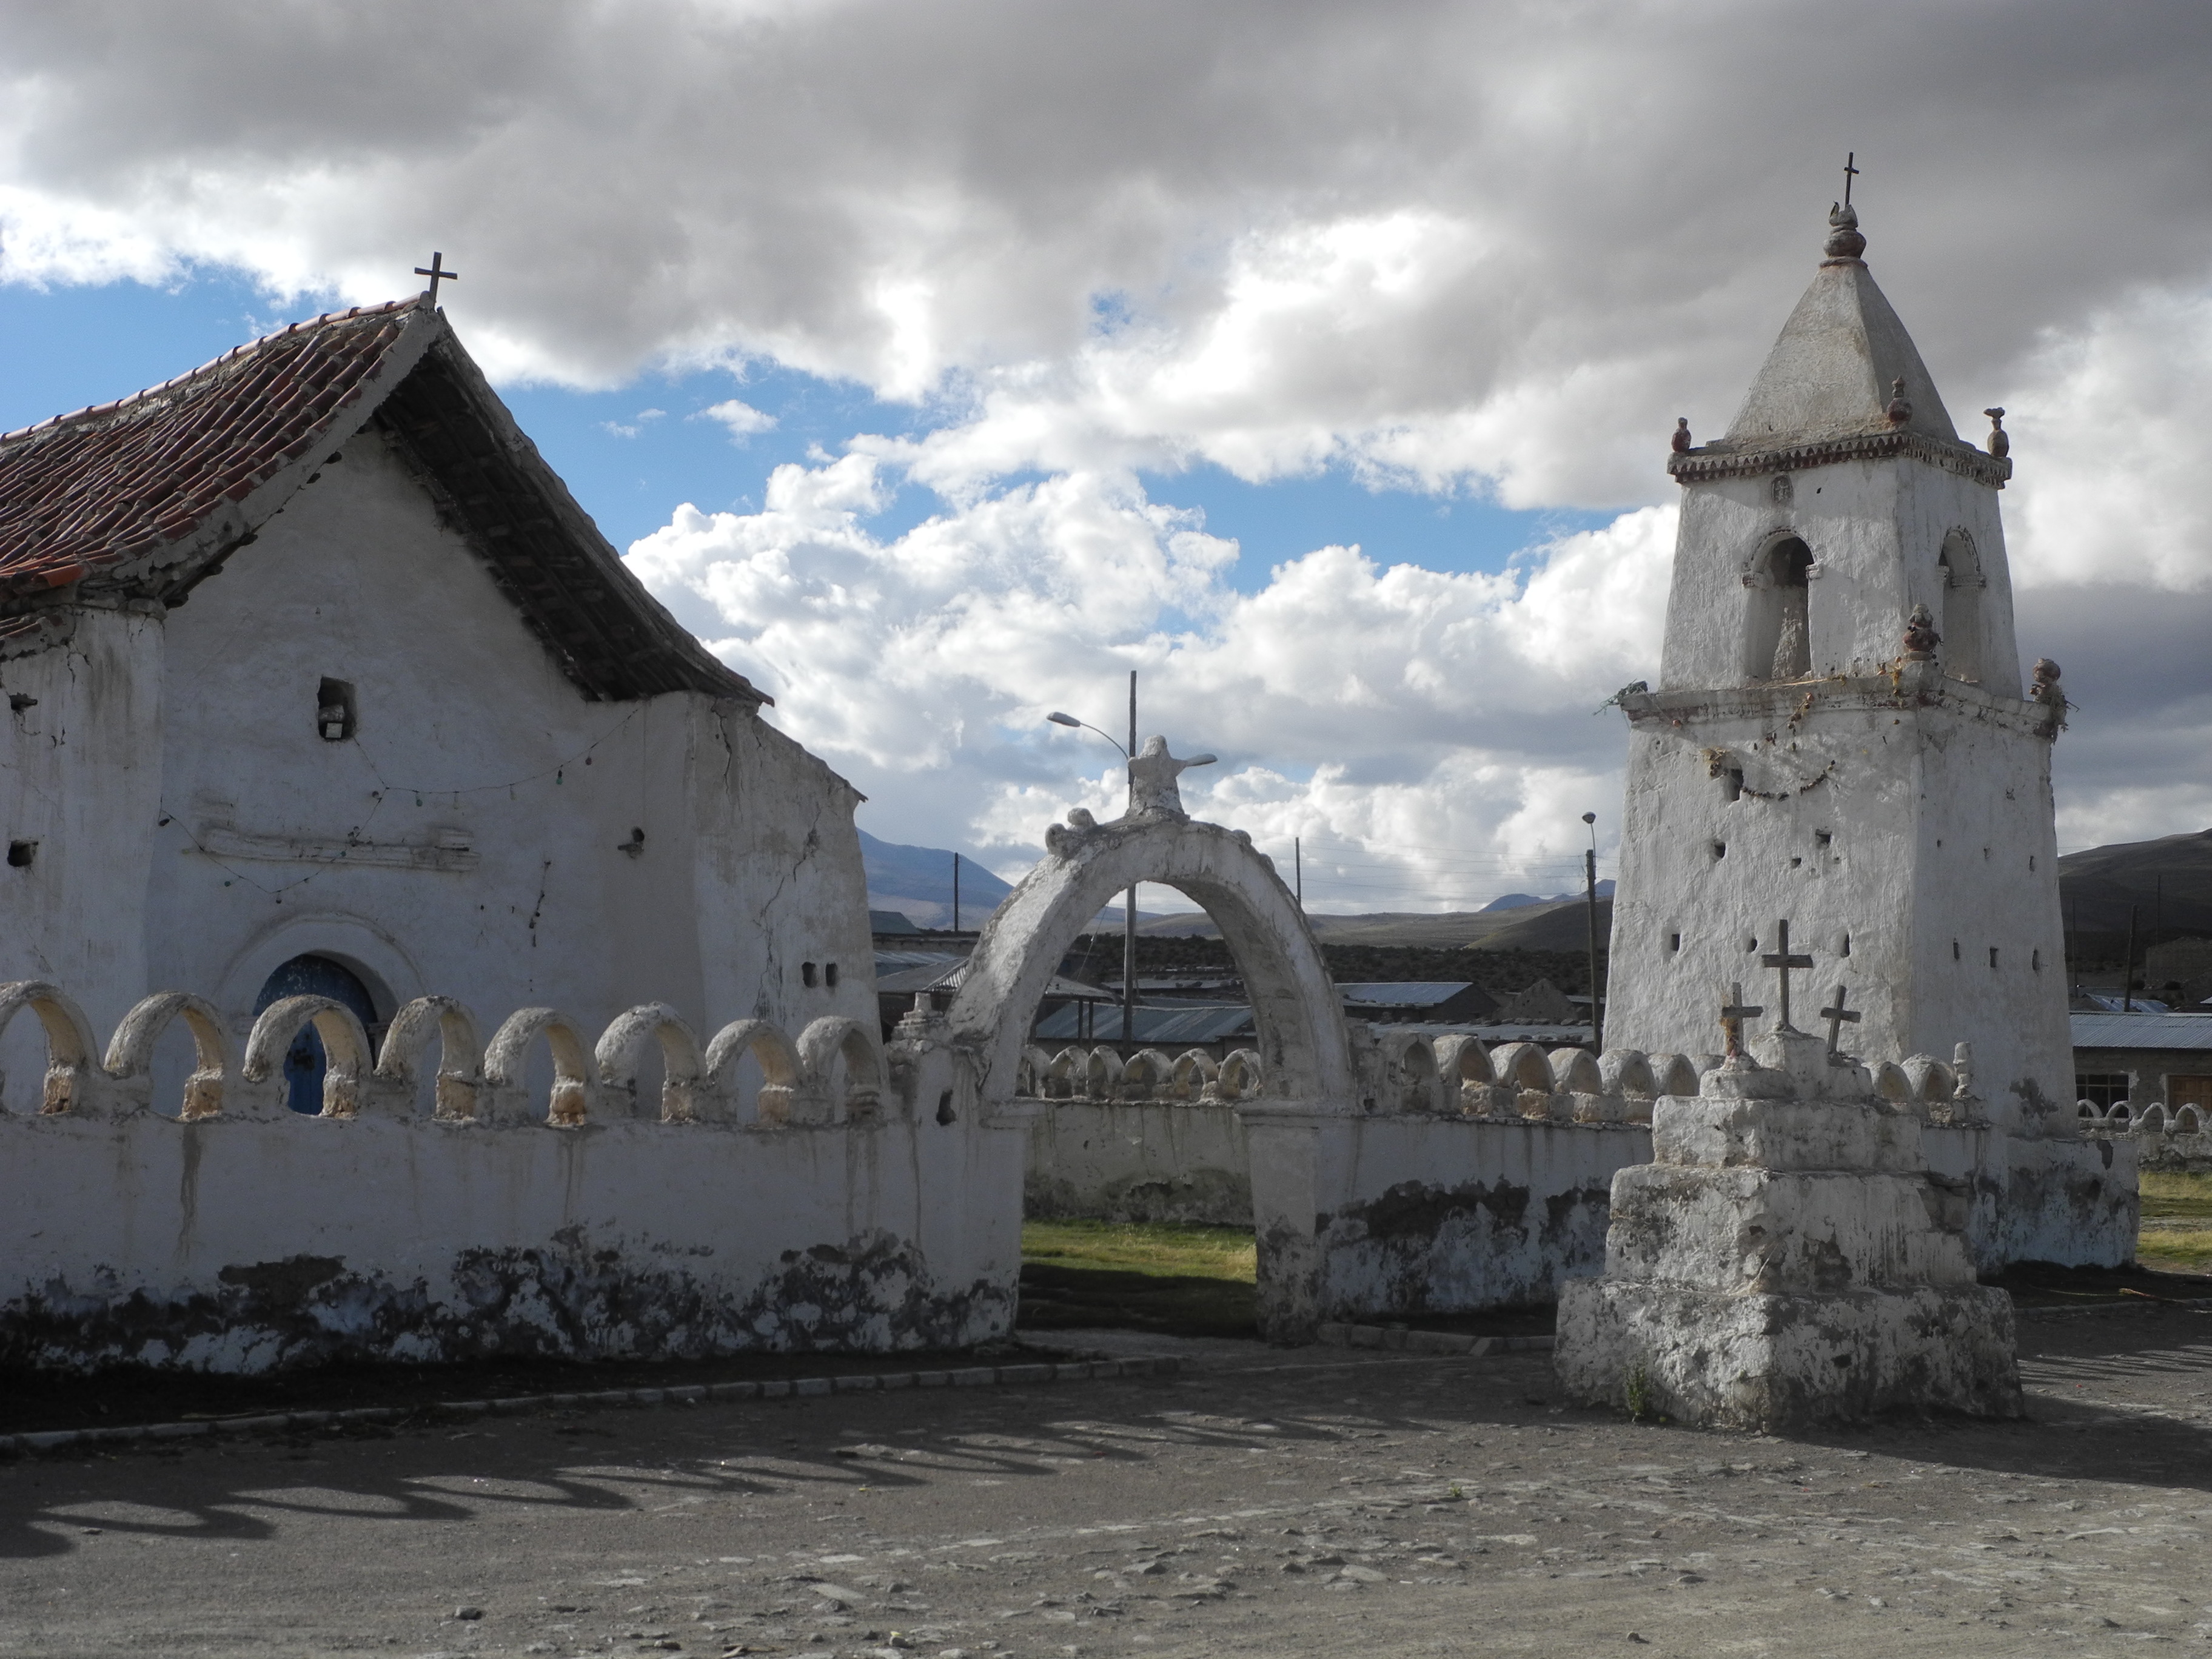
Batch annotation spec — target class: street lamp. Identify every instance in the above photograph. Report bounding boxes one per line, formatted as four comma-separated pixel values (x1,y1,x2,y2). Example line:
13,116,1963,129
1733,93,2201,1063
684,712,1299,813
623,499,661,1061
1046,673,1146,1044
1582,811,1604,1052
1046,711,1126,757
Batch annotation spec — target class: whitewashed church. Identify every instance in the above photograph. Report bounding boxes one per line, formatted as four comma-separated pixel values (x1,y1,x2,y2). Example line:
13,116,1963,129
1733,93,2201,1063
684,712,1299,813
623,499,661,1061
0,293,879,1108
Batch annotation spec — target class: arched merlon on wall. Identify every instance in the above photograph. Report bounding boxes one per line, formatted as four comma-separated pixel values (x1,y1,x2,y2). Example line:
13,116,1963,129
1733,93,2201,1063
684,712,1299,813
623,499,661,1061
945,816,1353,1112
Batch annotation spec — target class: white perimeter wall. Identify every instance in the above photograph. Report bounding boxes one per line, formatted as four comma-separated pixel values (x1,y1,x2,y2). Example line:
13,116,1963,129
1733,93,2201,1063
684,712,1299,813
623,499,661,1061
0,1086,1027,1373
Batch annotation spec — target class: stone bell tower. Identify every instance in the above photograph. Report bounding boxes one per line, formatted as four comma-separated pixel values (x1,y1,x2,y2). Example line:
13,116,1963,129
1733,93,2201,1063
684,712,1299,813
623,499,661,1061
1604,201,2072,1119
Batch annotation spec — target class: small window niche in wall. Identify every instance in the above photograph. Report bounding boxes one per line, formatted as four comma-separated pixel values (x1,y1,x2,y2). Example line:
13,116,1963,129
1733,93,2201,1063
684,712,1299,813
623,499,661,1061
801,962,819,988
1840,933,1852,957
1721,766,1744,803
316,678,358,742
5,840,35,868
1989,947,2000,968
1666,931,1681,956
825,962,840,988
1952,940,1962,961
1711,840,1728,861
2033,948,2043,972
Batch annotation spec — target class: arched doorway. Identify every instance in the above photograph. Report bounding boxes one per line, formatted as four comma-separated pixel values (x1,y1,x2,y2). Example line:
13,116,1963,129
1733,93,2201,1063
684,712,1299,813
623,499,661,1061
945,811,1354,1339
253,954,381,1113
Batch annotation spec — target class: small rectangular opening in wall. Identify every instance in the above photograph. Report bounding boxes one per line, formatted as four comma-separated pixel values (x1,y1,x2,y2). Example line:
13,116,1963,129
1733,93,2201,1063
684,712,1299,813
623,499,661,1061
1952,940,1962,961
1722,768,1744,803
801,962,819,988
5,840,34,868
1666,931,1681,955
1711,840,1727,860
1815,830,1832,849
2033,948,2042,971
316,677,358,742
1989,947,2000,968
1840,933,1851,957
825,962,840,988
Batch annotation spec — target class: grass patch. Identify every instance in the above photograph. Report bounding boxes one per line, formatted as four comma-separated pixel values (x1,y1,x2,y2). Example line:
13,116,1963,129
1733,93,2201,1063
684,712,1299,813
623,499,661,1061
2138,1172,2212,1273
1022,1219,1257,1281
1018,1220,1258,1339
2141,1171,2212,1222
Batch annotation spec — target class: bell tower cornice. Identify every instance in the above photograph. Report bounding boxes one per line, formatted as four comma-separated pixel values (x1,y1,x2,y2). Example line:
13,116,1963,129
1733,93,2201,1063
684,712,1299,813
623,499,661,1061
1667,427,2012,491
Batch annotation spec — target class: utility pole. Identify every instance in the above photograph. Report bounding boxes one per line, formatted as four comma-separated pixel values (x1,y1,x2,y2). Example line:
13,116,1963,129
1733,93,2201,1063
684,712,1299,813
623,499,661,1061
1294,837,1302,910
952,853,960,933
1582,811,1605,1051
1124,669,1138,1047
2123,904,2139,1012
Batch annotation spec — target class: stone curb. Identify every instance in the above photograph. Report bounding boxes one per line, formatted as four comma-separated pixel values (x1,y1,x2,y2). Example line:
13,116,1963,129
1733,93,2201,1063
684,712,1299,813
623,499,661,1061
2013,1295,2212,1322
0,1355,1184,1459
1315,1321,1555,1356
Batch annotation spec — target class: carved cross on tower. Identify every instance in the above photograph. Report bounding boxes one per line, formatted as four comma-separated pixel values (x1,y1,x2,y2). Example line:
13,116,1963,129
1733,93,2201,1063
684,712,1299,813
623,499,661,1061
414,251,460,305
1761,919,1814,1033
1842,151,1860,207
1820,984,1862,1056
1720,982,1764,1061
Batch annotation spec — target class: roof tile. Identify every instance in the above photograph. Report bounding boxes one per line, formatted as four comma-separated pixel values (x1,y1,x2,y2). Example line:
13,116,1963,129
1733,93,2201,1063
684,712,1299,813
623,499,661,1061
0,300,417,598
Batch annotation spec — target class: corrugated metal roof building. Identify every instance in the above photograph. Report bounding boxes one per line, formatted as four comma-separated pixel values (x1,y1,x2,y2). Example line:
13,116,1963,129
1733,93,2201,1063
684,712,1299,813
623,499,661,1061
2070,1010,2212,1110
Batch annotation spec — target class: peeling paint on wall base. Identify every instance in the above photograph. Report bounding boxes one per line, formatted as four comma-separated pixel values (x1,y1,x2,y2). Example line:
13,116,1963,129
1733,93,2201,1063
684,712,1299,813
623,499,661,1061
0,1231,1010,1374
0,1105,1027,1375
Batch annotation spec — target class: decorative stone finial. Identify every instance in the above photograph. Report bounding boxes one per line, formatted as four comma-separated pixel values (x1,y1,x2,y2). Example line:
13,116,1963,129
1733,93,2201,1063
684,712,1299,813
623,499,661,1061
1127,736,1214,821
1885,377,1912,424
1823,200,1866,261
1902,603,1941,659
1671,417,1692,455
1983,407,2009,458
2030,658,2063,705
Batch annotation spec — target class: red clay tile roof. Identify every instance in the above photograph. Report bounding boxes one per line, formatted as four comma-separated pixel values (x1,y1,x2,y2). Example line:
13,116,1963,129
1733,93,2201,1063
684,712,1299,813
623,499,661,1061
0,297,763,706
0,298,418,598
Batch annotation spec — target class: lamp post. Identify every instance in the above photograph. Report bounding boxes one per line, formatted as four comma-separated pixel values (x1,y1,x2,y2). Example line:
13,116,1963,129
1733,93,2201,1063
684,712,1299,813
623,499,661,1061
1582,811,1605,1051
1048,677,1141,1044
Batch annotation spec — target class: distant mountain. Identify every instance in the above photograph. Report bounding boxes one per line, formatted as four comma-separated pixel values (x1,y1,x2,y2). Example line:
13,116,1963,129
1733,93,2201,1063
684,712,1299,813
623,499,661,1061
1469,896,1614,953
859,830,1016,929
2057,828,2212,939
1483,881,1613,913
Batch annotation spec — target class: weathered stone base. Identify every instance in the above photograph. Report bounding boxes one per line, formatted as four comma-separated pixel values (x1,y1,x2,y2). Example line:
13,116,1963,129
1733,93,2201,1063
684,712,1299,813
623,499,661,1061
1555,1276,2023,1431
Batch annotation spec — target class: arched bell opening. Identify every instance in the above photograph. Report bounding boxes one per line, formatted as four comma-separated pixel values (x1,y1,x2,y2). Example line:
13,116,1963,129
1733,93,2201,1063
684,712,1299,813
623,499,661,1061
1939,530,1985,684
1743,535,1815,682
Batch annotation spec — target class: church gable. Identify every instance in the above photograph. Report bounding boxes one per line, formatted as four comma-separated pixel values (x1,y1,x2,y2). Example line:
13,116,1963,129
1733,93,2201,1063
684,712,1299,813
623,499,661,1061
0,298,761,707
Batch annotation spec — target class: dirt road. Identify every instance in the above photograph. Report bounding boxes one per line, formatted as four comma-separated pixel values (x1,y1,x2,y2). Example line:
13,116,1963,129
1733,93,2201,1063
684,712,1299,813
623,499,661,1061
4,1312,2211,1656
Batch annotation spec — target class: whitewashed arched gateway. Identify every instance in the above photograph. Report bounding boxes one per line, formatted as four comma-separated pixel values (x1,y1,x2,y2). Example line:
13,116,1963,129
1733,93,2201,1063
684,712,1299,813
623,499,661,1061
915,757,1664,1341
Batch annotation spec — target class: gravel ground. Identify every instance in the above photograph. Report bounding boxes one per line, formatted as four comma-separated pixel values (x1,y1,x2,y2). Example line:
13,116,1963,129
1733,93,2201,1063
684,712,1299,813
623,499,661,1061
5,1311,2212,1657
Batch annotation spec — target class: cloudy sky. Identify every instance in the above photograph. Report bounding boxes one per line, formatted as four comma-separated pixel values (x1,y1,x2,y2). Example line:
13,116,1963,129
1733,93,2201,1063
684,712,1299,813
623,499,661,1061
5,0,2211,911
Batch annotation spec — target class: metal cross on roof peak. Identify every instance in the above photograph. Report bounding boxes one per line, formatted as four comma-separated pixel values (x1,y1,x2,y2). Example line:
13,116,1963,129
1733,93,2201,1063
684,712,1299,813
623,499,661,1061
1761,919,1814,1033
414,251,460,306
1819,984,1862,1056
1842,152,1860,208
1720,982,1764,1060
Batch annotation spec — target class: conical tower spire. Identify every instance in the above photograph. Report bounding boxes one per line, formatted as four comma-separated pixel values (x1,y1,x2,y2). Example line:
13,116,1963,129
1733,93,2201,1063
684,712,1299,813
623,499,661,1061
1717,202,1957,448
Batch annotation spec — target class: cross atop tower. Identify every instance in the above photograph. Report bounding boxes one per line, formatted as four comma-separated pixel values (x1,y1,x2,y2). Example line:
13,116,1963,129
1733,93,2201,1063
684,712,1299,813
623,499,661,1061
414,251,460,306
1761,919,1814,1033
1842,151,1860,208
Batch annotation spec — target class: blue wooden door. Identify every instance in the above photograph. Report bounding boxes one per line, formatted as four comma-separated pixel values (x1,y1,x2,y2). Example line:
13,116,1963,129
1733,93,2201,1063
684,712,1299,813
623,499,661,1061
251,955,380,1114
